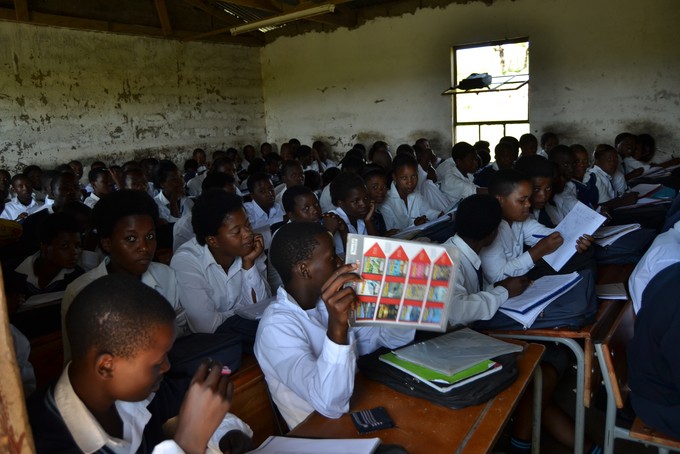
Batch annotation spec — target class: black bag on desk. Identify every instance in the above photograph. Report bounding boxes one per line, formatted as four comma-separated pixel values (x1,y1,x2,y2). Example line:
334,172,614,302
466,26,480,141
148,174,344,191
357,348,519,409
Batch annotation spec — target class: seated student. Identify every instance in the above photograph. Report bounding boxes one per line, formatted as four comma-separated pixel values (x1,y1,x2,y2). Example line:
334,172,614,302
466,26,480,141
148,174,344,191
414,143,450,212
281,185,346,235
1,173,43,221
83,167,114,208
154,160,193,224
123,167,149,192
319,156,364,213
61,190,190,363
380,154,441,231
539,131,558,157
254,222,415,429
514,155,561,227
264,152,282,187
569,144,600,208
474,141,517,188
25,165,47,202
171,191,270,344
519,133,539,157
274,160,304,206
584,145,638,210
443,194,530,325
183,158,198,183
362,166,398,237
440,142,486,208
313,140,337,170
296,145,318,172
328,173,376,257
244,172,285,231
194,147,208,174
29,274,253,453
241,144,257,175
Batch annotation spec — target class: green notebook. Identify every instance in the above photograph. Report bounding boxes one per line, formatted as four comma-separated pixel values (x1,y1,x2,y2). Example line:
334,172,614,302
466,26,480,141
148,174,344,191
379,352,496,385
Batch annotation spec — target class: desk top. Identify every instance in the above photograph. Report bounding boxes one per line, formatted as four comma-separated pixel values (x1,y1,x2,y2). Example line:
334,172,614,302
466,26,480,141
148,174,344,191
289,342,544,454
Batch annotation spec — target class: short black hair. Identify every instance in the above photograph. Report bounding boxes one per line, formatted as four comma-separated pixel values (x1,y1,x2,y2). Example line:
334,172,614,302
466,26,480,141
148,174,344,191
11,173,29,186
210,157,235,173
489,169,530,197
191,190,244,246
295,145,312,160
270,222,327,285
361,165,387,182
338,156,364,174
548,144,575,162
281,160,302,176
330,172,365,206
519,133,538,147
247,172,272,194
614,132,636,146
395,144,415,158
184,159,198,172
202,172,235,192
304,170,321,191
247,158,266,175
66,274,175,360
391,154,418,173
155,160,179,187
322,167,341,187
282,185,315,213
594,144,616,161
451,142,476,161
38,212,81,245
92,190,159,238
456,194,502,241
90,161,106,170
514,155,554,179
23,165,41,177
88,167,109,184
264,153,282,166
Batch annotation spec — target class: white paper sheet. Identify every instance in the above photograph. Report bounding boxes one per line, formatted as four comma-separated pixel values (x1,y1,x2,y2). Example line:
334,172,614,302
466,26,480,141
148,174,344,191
249,436,381,454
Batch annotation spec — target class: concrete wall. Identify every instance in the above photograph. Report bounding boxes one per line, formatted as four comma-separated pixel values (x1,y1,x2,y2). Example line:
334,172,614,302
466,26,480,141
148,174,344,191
261,0,680,159
0,22,265,172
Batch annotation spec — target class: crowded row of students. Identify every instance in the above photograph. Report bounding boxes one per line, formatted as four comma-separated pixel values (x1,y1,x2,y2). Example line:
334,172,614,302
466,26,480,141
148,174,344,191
2,131,677,453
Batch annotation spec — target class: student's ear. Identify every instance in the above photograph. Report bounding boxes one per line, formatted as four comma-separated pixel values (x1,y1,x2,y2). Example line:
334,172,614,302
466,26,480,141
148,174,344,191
296,261,312,280
205,235,218,249
494,194,506,207
95,352,116,380
100,236,113,254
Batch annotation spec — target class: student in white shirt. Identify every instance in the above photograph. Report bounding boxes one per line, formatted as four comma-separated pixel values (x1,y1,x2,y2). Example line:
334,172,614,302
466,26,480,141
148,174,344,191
274,160,304,206
171,191,270,348
255,222,415,429
123,167,149,192
244,173,284,231
313,140,337,170
328,173,376,257
585,146,637,208
414,144,450,212
1,174,43,221
83,167,113,208
539,132,558,158
519,133,540,157
440,142,486,209
379,155,440,231
153,160,193,223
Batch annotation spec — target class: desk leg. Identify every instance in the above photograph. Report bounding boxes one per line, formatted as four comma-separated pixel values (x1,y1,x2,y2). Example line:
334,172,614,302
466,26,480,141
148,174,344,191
531,366,542,454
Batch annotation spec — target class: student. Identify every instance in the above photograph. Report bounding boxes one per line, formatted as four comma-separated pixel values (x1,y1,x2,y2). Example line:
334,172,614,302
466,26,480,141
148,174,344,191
319,156,365,213
312,140,337,170
171,191,270,344
242,144,257,172
584,145,637,209
140,157,159,198
362,167,397,236
183,158,199,183
329,173,374,257
414,143,450,212
519,133,539,157
123,167,149,192
474,141,517,188
24,165,47,202
29,274,253,453
281,185,345,232
154,160,193,223
0,174,43,221
440,142,485,208
274,160,304,205
539,131,558,157
83,167,113,208
514,155,560,227
295,145,316,172
442,194,530,325
260,142,273,158
244,172,285,231
61,190,190,363
193,147,208,174
264,152,282,187
254,222,415,429
380,154,440,231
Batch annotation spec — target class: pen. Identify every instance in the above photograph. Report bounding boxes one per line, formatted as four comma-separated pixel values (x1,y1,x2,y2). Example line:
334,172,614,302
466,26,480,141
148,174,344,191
532,234,547,239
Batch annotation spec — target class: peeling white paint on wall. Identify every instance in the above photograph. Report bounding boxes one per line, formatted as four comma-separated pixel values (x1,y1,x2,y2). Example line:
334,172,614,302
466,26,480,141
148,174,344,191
0,22,266,171
261,0,680,159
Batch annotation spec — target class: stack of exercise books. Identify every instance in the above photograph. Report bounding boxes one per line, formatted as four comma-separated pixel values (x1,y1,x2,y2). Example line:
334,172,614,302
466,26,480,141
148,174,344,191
379,328,522,393
593,223,641,247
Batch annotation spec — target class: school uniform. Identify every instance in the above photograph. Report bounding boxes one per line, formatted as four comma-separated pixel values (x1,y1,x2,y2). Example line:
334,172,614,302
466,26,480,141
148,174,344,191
4,251,84,301
83,193,100,208
417,165,449,212
254,287,415,429
172,214,194,253
585,165,618,204
170,238,270,334
629,220,680,313
273,183,287,206
473,162,498,188
440,164,478,208
479,219,553,283
154,192,193,223
146,182,159,199
435,157,455,185
623,156,652,174
442,235,508,325
10,324,36,396
379,183,440,231
61,258,190,363
573,174,599,208
0,196,43,220
28,364,252,454
548,181,579,223
537,149,549,159
329,207,366,257
244,201,284,231
319,184,334,213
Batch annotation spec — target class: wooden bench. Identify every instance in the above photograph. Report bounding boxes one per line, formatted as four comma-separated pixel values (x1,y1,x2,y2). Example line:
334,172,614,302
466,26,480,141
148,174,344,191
595,300,680,454
27,330,64,389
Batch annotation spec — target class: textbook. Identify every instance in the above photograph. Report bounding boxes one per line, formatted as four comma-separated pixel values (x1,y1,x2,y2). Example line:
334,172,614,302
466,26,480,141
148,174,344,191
249,436,380,453
593,223,641,247
596,283,628,300
345,234,459,332
499,272,582,328
391,209,455,240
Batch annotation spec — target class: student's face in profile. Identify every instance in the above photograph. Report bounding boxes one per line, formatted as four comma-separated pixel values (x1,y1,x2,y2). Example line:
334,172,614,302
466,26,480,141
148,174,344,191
551,154,575,180
306,232,342,295
207,209,255,258
290,194,321,222
161,170,185,197
125,172,148,192
252,179,275,211
597,151,619,176
338,187,370,220
102,215,157,277
455,152,479,175
497,181,532,222
44,231,82,269
108,322,174,402
69,162,84,180
282,165,304,188
93,173,113,197
393,165,419,197
616,137,637,157
573,150,589,181
495,149,515,170
365,175,388,204
529,177,553,210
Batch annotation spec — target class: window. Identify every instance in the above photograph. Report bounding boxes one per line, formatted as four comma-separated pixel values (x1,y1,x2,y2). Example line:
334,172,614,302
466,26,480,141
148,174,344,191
450,38,530,151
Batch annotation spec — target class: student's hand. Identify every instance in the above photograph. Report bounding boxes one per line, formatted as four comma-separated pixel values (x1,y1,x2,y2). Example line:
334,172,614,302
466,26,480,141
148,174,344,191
576,234,593,253
529,232,563,262
364,202,376,222
385,229,400,237
414,215,428,226
625,168,644,180
218,430,254,454
242,233,264,270
320,213,343,234
14,212,28,222
175,359,233,454
495,276,532,298
321,263,362,345
621,192,638,206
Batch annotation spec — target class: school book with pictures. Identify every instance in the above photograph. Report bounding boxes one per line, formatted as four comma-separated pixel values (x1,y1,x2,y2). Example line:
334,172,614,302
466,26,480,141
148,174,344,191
345,233,459,332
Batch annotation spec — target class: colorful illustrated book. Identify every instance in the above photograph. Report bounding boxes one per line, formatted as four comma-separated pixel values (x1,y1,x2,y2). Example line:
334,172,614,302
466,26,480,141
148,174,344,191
346,234,458,332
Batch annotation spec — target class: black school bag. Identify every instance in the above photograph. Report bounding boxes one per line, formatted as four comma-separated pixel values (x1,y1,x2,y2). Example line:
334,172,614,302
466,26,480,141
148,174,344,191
357,347,519,409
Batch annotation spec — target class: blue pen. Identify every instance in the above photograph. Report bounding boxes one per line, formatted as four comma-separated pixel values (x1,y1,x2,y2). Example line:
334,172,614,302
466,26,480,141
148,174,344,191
532,234,547,239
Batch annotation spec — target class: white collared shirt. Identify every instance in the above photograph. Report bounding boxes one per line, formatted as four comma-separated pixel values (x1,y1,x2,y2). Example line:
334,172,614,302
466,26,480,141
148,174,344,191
585,165,617,203
61,258,189,363
83,193,100,209
244,201,284,231
435,157,455,186
442,235,509,325
379,183,440,231
14,251,76,292
154,192,193,223
417,165,450,212
479,219,554,283
172,214,194,253
54,364,252,454
186,173,207,197
254,287,414,429
629,220,680,313
330,207,366,257
0,196,43,220
319,185,334,213
440,163,478,208
547,181,579,224
623,156,652,174
170,238,270,333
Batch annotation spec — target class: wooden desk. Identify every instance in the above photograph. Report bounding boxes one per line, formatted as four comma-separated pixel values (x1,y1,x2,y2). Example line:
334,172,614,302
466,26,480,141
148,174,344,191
289,343,544,454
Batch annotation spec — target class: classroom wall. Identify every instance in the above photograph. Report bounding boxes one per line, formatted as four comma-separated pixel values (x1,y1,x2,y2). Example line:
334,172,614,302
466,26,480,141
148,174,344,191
261,0,680,158
0,22,265,171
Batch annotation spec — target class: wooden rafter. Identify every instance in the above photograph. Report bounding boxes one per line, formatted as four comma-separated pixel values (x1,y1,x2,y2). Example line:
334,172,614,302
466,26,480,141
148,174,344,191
154,0,173,36
206,0,281,14
182,0,242,25
13,0,29,22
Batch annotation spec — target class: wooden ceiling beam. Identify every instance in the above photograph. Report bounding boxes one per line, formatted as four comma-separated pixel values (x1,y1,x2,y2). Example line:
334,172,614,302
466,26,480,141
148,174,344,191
205,0,281,14
13,0,29,22
181,0,242,25
154,0,173,36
